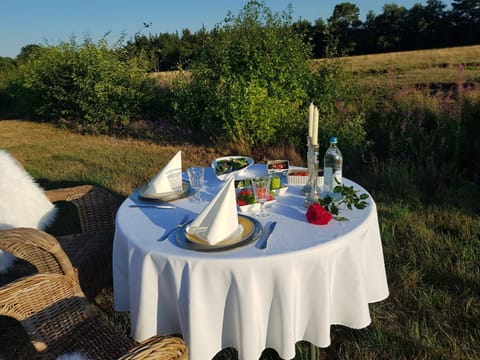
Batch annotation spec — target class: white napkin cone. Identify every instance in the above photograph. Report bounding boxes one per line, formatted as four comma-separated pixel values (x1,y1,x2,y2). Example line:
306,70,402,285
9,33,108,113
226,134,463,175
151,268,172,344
144,150,182,195
187,177,239,245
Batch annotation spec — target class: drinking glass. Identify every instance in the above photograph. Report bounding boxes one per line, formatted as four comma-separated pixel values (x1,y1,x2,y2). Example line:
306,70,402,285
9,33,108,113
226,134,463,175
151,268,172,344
187,166,204,203
270,172,282,199
251,176,271,217
167,169,183,193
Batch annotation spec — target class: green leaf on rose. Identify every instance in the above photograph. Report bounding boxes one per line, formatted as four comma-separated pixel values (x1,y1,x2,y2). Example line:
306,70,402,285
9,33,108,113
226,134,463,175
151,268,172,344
319,184,370,220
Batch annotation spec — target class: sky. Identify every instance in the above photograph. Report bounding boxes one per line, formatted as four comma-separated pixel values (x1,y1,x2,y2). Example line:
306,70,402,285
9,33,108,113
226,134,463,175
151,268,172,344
1,0,453,58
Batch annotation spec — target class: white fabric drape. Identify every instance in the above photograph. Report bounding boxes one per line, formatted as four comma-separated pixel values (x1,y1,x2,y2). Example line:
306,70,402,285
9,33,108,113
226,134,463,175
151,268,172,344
113,165,389,360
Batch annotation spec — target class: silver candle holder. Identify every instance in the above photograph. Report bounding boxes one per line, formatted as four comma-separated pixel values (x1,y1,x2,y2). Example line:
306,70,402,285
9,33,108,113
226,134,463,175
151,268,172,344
302,137,317,195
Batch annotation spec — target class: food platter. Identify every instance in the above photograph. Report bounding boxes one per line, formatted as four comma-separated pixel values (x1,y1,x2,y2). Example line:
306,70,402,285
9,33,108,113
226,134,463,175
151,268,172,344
175,214,262,252
211,156,254,181
133,181,192,202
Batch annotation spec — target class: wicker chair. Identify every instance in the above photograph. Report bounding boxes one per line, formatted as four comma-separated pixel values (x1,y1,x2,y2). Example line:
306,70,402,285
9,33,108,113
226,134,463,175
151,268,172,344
0,273,188,360
0,185,119,299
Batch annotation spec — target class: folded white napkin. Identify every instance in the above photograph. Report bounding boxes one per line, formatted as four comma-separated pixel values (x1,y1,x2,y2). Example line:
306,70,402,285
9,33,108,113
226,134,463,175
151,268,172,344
187,177,239,245
144,150,182,195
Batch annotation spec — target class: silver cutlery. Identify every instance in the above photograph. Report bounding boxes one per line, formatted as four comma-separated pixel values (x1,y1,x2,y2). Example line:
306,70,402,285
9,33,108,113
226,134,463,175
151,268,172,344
157,214,191,241
129,204,176,209
260,221,277,249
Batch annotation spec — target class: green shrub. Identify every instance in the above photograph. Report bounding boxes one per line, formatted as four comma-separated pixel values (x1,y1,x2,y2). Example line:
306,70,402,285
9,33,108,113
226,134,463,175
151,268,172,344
309,58,370,166
171,1,313,149
12,37,158,134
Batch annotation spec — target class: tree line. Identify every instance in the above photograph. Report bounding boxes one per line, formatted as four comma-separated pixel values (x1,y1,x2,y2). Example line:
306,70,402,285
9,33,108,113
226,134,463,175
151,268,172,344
1,0,478,73
105,0,480,70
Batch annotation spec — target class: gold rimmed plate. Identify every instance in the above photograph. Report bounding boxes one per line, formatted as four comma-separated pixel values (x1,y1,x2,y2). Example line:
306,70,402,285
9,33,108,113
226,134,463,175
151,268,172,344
132,181,192,202
175,214,263,252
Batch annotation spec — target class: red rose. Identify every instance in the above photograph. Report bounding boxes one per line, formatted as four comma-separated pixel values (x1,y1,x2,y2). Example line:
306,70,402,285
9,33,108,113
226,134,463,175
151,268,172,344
306,203,333,225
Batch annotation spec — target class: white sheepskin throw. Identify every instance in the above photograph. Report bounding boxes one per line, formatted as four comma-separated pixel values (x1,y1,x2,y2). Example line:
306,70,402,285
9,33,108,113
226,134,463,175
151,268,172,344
0,149,58,273
56,352,90,360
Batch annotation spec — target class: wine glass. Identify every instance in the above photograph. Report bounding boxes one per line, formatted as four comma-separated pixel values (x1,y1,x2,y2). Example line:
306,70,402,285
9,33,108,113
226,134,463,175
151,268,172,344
251,176,271,217
187,166,204,203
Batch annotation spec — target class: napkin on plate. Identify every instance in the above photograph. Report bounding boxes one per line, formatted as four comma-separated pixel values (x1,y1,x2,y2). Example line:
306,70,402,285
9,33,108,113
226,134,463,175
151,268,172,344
143,150,182,195
187,177,240,245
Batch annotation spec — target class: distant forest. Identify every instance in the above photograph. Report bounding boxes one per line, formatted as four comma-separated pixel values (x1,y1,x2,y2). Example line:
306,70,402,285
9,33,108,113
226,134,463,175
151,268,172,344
2,0,480,72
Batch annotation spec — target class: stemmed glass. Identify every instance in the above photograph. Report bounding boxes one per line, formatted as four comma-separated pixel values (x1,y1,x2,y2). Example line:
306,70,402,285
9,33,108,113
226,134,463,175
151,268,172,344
187,166,204,203
251,176,272,217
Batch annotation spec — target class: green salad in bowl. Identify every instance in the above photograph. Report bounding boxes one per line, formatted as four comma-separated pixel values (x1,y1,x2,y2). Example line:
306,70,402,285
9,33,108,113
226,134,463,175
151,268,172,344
212,156,254,181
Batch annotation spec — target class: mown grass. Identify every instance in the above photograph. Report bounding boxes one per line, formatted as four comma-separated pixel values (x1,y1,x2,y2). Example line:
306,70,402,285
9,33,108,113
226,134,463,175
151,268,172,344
1,119,479,359
0,120,228,197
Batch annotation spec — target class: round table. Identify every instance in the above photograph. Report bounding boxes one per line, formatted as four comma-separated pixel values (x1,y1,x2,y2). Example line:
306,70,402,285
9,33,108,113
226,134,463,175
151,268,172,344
113,164,389,360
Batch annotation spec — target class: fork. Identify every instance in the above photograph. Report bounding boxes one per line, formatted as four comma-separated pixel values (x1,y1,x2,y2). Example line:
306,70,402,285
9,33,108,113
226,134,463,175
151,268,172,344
158,214,190,241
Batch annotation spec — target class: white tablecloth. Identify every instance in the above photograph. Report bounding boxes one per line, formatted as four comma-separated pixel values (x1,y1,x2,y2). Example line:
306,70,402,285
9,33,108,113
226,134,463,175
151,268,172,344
113,165,389,360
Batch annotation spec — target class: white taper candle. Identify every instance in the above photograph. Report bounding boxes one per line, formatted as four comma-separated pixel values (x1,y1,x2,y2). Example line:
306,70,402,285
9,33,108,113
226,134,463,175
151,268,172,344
308,102,314,139
312,106,319,145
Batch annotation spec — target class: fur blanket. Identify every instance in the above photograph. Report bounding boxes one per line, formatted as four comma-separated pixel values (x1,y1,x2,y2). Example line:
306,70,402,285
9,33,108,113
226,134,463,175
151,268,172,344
0,149,57,273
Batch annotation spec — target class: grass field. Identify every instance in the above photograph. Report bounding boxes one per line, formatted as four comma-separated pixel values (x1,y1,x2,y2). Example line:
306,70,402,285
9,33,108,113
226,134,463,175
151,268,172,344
313,45,480,89
153,45,480,91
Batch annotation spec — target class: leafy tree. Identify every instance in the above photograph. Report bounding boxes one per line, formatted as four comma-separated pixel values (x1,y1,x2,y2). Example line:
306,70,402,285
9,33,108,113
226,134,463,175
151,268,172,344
0,57,16,73
423,0,449,46
451,0,480,24
450,0,480,45
356,10,378,54
125,32,186,71
402,0,449,50
293,19,315,45
327,2,361,54
0,56,17,113
171,1,313,149
16,44,43,63
373,3,408,52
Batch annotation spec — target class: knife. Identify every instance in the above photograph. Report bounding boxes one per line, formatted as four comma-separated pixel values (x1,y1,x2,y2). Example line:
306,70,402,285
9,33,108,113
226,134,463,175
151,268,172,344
260,221,277,249
129,204,176,209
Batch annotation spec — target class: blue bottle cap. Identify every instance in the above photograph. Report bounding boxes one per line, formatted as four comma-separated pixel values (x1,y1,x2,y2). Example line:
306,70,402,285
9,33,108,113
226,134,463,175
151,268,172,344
330,136,338,143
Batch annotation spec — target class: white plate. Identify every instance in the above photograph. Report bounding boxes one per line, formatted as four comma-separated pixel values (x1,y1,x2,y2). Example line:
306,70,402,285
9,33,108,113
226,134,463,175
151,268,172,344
211,156,254,181
136,181,191,202
186,224,244,244
176,214,262,252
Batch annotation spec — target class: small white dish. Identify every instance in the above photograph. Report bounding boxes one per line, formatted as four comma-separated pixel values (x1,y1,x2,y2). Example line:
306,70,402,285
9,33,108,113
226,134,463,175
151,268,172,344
238,199,276,213
212,156,254,181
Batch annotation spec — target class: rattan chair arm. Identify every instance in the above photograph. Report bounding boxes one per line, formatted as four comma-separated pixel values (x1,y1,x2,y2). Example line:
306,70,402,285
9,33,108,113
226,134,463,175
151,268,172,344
0,227,76,278
119,335,188,360
0,273,85,352
45,185,119,234
44,185,99,203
